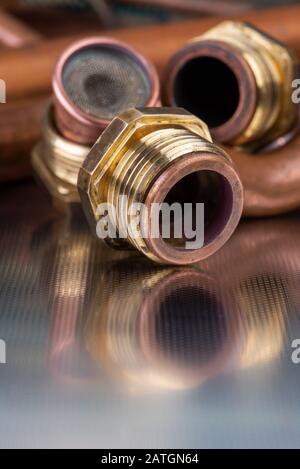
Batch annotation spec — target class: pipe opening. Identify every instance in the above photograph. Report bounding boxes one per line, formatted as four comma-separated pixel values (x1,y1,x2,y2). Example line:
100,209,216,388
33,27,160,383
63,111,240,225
173,56,240,128
162,170,233,248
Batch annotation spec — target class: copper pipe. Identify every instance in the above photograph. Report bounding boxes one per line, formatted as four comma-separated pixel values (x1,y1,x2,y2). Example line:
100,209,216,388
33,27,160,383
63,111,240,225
226,133,300,217
0,8,40,47
1,4,300,101
1,4,300,220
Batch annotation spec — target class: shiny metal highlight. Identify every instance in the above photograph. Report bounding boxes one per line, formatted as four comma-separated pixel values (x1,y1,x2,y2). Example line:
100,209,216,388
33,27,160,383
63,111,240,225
78,107,243,265
31,104,89,206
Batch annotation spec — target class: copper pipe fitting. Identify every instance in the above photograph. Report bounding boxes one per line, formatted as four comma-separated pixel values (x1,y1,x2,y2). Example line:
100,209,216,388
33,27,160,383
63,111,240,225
53,37,160,145
163,21,299,150
78,107,243,265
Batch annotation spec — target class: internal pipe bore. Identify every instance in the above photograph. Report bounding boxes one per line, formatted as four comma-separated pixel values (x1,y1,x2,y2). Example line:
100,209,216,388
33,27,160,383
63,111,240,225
163,41,257,143
162,170,233,248
173,57,240,128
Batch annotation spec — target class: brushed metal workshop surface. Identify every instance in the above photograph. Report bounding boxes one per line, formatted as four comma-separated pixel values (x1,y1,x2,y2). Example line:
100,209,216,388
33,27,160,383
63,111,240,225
0,180,300,449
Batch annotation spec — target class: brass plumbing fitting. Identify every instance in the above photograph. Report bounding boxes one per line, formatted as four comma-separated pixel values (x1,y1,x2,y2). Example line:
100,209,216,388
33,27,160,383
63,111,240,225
32,105,90,207
32,36,160,207
78,107,243,265
163,21,299,151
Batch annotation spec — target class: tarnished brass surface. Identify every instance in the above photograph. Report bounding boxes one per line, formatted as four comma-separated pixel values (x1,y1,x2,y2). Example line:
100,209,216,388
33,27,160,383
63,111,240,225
78,107,243,265
164,21,299,150
31,104,89,206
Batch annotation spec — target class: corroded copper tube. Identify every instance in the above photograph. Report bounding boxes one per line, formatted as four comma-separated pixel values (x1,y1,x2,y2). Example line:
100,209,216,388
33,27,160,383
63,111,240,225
53,37,160,144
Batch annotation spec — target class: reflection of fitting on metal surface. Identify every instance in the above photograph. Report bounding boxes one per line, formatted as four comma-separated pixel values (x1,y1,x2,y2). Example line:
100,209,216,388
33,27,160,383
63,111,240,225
86,262,240,393
163,21,299,150
53,37,160,145
78,107,243,265
32,105,89,206
237,274,288,369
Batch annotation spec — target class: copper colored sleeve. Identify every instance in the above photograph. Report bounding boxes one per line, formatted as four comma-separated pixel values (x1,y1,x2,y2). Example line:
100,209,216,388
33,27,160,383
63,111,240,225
0,8,40,47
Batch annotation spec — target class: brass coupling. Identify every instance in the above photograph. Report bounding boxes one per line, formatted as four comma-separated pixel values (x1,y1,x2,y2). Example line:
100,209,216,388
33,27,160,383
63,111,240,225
32,104,89,206
163,21,299,150
78,107,243,265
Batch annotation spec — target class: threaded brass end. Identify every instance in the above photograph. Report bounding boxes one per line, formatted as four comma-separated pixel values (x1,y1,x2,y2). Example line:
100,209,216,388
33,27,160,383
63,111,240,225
31,104,89,205
78,108,244,265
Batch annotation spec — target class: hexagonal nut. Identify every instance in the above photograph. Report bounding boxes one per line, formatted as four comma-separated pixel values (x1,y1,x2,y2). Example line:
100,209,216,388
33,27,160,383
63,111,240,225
77,107,213,235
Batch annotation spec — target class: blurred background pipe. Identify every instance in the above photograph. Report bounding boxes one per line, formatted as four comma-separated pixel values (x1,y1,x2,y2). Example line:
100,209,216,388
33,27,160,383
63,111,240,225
0,95,46,182
0,7,40,47
1,4,300,101
2,4,300,218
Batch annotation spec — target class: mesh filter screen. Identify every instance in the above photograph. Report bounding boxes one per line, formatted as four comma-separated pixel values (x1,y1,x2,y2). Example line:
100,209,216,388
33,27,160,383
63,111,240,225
62,46,152,120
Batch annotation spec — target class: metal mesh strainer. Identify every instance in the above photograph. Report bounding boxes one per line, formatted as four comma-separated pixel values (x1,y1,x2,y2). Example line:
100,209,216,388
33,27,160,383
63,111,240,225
62,45,151,120
53,37,160,144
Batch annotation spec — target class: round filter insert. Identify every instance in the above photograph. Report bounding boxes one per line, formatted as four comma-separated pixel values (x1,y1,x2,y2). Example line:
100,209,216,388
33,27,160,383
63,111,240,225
53,37,160,144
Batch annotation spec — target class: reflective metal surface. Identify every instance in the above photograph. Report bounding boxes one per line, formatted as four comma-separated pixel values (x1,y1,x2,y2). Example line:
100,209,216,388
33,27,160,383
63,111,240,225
1,181,300,449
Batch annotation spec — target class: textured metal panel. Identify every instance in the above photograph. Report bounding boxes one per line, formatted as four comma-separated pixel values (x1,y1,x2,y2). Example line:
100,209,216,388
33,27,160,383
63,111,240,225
1,181,300,448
